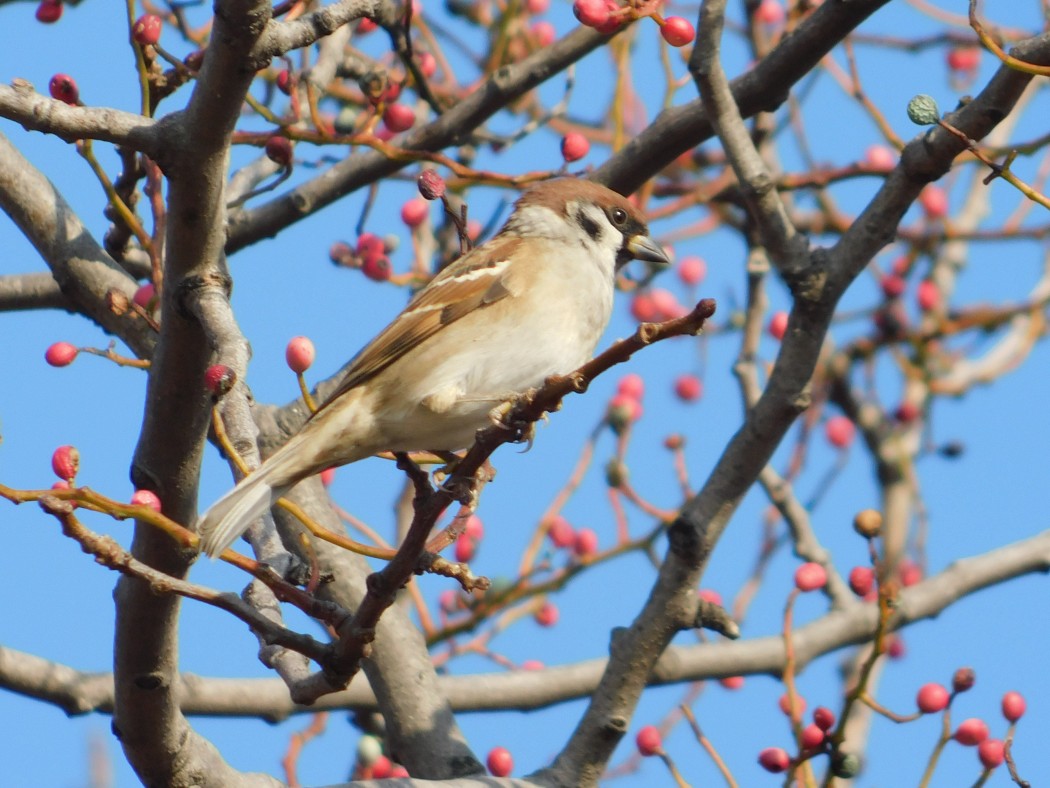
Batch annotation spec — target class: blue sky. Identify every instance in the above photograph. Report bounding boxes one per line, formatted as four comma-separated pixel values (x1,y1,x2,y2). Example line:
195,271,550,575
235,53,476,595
2,1,1048,785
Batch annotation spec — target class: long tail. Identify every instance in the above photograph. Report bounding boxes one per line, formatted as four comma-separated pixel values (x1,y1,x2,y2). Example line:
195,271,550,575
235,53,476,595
197,433,313,557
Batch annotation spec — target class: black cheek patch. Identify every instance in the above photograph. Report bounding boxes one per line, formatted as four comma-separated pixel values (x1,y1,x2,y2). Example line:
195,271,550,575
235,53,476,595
574,208,602,242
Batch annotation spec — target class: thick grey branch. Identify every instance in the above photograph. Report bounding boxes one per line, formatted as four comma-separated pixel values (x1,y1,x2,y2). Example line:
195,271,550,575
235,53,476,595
0,271,69,311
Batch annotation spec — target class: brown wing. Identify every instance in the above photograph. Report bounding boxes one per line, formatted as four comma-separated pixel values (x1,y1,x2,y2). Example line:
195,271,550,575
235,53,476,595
313,235,525,413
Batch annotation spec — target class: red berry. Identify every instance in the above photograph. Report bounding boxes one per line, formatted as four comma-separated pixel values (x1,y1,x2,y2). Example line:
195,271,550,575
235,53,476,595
825,416,855,449
526,0,549,12
952,667,976,693
864,144,897,170
369,755,392,778
454,535,476,563
592,0,623,33
891,255,911,276
1001,691,1026,723
635,725,662,756
674,374,703,402
779,693,806,717
947,47,980,72
265,136,293,167
560,132,590,163
535,601,559,627
880,275,906,299
356,17,378,34
573,0,609,28
35,0,63,23
521,659,544,670
650,288,686,320
382,103,415,133
45,341,78,367
416,51,437,79
886,633,906,659
400,197,429,228
573,527,598,558
754,0,785,25
954,718,989,746
768,310,788,340
204,364,236,397
899,558,923,587
320,467,336,487
795,562,827,592
617,372,645,401
895,401,920,424
801,724,825,749
276,69,293,95
531,21,556,46
697,589,723,606
132,14,162,46
916,683,950,714
51,445,80,482
355,232,385,258
438,589,460,613
418,169,446,200
361,255,392,281
486,747,513,777
978,739,1005,769
630,292,659,322
285,336,315,374
917,280,940,311
920,185,948,218
464,514,484,541
813,707,835,731
758,747,791,773
719,675,745,690
131,489,162,512
677,255,706,285
133,282,156,309
848,566,875,597
389,765,409,778
48,73,79,105
660,16,695,47
547,516,575,548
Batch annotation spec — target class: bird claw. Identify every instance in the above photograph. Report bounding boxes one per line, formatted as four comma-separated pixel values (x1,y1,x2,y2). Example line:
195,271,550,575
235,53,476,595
488,391,538,448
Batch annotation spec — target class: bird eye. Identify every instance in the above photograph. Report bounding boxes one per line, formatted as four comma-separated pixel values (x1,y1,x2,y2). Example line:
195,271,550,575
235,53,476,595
610,207,628,226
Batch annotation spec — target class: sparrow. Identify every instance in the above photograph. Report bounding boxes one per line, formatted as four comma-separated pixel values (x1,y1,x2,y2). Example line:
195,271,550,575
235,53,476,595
198,178,669,556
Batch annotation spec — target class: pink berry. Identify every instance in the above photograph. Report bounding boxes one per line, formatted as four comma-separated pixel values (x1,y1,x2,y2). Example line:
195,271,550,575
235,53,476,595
276,69,293,95
438,589,459,613
954,718,989,746
560,132,590,163
526,0,549,12
547,516,575,548
573,527,598,558
592,0,623,34
361,255,392,281
864,144,897,170
389,765,409,778
133,282,156,309
535,601,559,627
416,51,437,79
285,336,315,374
131,489,162,512
920,185,948,218
754,0,785,25
573,0,609,28
978,739,1005,769
204,364,236,397
719,675,745,690
899,559,922,587
779,693,806,716
51,445,79,482
608,393,643,427
464,514,484,541
801,724,825,749
674,374,703,402
630,292,659,322
370,755,392,778
45,341,78,367
880,275,906,299
758,747,791,773
355,232,385,258
825,416,855,449
265,136,293,167
35,0,63,23
329,241,352,264
357,17,378,34
1001,691,1026,723
617,372,645,401
487,747,513,777
677,255,706,285
916,683,950,714
813,707,835,731
947,47,980,72
531,21,556,47
521,659,544,670
320,467,336,487
48,73,79,105
697,589,723,606
917,280,940,311
886,633,906,659
382,103,415,133
635,725,662,756
132,14,162,46
660,16,695,47
454,535,476,563
848,566,875,597
650,288,685,320
795,562,827,592
400,197,429,228
768,310,788,340
418,169,446,200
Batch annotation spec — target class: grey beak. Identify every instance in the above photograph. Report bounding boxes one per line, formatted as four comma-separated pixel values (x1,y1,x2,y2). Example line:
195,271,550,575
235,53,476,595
626,234,671,266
